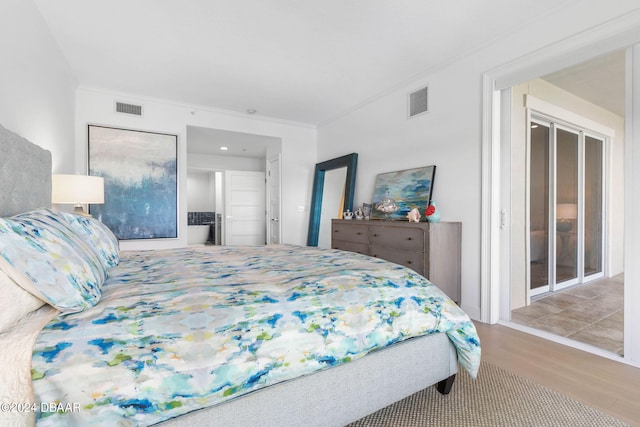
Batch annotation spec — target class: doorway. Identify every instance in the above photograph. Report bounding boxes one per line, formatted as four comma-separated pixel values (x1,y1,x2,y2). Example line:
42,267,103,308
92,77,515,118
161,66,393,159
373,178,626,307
186,126,282,245
503,51,626,356
186,170,220,245
482,19,640,365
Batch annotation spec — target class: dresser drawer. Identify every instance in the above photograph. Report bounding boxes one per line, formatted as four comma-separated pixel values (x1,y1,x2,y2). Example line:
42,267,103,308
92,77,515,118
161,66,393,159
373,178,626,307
332,222,369,244
369,225,425,251
332,240,369,255
369,245,425,275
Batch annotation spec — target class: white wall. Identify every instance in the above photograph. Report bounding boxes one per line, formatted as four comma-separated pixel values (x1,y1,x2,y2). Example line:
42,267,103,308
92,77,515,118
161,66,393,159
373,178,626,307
75,87,316,250
319,71,485,318
510,79,625,309
317,2,640,319
0,0,76,173
187,171,215,212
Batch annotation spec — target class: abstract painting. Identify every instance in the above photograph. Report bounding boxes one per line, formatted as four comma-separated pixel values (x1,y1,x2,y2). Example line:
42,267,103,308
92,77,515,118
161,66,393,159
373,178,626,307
88,125,177,240
371,165,436,220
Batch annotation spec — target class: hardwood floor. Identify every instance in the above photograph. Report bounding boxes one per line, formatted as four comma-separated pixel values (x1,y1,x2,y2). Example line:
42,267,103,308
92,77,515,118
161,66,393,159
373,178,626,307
475,322,640,426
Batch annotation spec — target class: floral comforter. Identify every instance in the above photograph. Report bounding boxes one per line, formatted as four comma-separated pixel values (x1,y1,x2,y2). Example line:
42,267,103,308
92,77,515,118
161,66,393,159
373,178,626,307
31,245,481,426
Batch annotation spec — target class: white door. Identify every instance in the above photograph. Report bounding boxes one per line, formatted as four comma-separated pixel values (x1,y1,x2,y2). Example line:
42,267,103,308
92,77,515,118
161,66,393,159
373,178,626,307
224,170,266,245
267,155,281,244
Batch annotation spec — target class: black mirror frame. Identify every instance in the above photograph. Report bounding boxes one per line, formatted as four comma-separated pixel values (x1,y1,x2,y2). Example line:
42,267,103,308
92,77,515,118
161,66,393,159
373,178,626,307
307,153,358,246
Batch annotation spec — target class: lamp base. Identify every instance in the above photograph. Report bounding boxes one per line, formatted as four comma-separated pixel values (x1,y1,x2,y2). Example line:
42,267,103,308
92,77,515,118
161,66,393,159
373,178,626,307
556,220,573,232
73,205,92,217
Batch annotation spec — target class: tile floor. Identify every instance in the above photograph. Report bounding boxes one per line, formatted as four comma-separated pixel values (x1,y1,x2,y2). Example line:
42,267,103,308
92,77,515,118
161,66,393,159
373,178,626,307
510,274,624,355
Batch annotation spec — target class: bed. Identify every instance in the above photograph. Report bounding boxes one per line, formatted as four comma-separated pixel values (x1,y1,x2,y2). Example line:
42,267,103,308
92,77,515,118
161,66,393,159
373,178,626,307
0,123,481,427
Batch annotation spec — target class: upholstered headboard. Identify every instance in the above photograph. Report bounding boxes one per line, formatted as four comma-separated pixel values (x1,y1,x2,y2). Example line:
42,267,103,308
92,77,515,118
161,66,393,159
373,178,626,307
0,124,52,217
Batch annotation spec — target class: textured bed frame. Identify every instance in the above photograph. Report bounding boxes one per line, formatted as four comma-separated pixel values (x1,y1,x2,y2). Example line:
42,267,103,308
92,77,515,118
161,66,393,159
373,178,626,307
0,123,458,426
0,124,52,217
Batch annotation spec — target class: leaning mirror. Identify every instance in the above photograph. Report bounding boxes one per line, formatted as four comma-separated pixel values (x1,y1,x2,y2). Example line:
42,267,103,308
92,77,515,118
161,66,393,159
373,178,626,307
317,167,347,248
307,153,358,247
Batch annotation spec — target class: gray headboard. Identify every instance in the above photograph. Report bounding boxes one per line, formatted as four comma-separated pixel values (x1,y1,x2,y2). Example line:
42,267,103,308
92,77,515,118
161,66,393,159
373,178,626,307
0,123,52,217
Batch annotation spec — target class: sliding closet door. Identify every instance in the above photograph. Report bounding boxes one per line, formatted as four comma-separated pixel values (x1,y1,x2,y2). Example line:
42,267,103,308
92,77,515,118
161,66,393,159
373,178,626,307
530,121,550,293
555,127,579,288
529,116,606,296
584,135,605,278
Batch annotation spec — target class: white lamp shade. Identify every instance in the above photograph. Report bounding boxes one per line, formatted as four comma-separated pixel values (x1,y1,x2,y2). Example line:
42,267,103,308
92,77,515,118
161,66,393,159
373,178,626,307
52,174,105,204
556,203,577,220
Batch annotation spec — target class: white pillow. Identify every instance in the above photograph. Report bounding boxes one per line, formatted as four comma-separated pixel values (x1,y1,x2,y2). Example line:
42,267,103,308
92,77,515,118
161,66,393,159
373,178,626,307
0,270,44,333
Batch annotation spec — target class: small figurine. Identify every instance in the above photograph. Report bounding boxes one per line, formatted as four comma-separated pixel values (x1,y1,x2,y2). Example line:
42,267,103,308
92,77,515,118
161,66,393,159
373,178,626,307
407,207,421,223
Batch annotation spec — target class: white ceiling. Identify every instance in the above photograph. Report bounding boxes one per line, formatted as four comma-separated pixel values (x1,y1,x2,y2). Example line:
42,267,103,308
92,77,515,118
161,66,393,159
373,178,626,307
187,125,280,158
34,0,580,126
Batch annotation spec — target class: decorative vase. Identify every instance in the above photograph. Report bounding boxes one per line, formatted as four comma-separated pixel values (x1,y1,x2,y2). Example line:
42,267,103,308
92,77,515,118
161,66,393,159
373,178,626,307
426,200,440,223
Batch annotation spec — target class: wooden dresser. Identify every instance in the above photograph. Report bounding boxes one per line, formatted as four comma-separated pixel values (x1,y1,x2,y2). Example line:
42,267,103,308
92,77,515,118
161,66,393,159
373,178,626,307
331,219,461,302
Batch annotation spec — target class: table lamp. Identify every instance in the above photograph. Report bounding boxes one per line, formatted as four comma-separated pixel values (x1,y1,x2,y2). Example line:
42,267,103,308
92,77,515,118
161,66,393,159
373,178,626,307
52,174,104,216
556,203,577,232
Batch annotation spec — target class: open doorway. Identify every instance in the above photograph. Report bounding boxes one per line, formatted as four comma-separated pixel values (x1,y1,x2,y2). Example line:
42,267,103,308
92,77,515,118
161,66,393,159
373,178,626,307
186,126,281,245
507,51,625,355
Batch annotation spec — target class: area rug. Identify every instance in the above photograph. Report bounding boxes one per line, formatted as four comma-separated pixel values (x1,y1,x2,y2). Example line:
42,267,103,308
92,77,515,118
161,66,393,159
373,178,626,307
348,361,629,426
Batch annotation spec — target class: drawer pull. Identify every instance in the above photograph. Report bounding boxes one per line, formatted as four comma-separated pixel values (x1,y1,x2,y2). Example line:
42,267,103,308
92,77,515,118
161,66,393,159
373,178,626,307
407,237,412,241
407,261,412,264
373,233,378,237
356,232,362,235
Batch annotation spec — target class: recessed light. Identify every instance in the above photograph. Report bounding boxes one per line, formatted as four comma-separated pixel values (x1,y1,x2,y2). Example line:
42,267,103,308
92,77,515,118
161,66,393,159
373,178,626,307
246,109,257,114
220,146,229,151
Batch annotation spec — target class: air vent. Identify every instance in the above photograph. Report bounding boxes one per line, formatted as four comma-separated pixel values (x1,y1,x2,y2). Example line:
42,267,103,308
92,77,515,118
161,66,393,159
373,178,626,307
115,101,143,116
408,86,428,118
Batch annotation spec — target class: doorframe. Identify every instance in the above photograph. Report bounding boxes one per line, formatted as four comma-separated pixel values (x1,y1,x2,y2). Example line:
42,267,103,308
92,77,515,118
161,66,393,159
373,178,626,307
480,11,640,366
267,154,282,245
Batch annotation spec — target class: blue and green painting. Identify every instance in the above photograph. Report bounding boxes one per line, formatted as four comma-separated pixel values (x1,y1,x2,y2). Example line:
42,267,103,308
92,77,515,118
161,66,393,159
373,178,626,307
89,125,177,240
371,165,436,220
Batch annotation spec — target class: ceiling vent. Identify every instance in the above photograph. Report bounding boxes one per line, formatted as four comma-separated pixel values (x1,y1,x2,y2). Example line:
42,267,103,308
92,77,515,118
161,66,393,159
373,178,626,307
408,86,428,118
115,101,143,116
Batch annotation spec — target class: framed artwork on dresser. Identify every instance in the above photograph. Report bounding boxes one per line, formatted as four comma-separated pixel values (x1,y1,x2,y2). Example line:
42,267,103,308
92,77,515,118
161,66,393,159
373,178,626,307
88,125,178,240
371,165,436,220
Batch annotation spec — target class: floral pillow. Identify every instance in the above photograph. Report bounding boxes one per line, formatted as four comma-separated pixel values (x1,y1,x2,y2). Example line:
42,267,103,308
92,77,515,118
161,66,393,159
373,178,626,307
0,216,103,313
59,211,119,270
12,209,108,281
